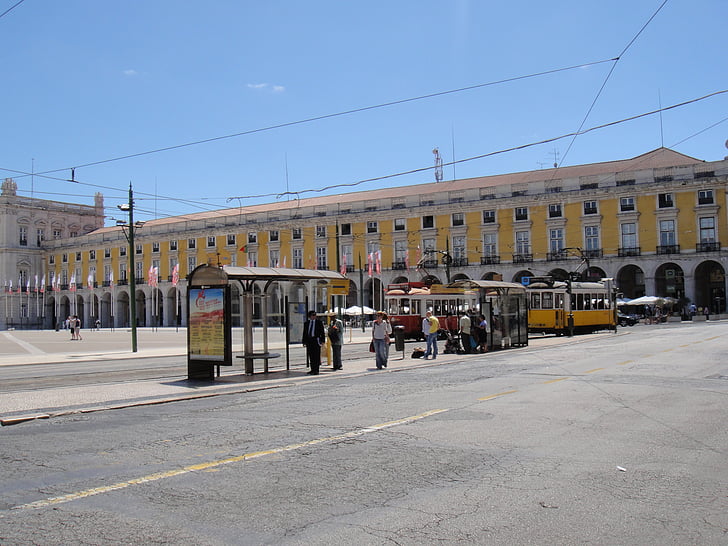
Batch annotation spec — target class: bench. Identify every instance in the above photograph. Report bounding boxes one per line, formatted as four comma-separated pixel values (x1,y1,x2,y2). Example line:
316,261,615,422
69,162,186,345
236,352,282,375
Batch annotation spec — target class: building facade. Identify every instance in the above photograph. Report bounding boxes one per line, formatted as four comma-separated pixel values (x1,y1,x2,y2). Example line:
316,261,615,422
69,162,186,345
2,147,726,330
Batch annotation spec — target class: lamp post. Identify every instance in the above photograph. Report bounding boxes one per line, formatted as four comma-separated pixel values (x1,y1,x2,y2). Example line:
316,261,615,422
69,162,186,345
117,183,144,352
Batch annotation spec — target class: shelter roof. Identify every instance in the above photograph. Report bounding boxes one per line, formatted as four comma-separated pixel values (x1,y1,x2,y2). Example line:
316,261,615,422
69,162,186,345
221,266,346,282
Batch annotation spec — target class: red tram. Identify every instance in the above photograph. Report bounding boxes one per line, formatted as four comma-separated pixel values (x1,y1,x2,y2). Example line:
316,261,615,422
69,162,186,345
385,282,478,340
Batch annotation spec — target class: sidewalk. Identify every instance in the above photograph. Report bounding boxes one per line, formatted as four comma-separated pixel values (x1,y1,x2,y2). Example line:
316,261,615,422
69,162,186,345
0,326,620,426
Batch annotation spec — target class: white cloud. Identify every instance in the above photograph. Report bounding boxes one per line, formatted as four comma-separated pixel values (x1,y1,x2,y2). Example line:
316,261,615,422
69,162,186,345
123,69,138,77
247,83,285,93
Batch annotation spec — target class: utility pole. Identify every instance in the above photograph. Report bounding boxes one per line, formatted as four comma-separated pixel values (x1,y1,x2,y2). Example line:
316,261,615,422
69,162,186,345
117,183,144,352
359,254,365,332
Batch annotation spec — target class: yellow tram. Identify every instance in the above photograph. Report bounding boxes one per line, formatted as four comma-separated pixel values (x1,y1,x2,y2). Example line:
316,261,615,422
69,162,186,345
527,278,616,335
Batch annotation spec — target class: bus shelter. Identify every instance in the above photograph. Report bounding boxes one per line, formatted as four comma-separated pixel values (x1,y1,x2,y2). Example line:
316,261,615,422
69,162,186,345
448,279,528,348
187,264,348,380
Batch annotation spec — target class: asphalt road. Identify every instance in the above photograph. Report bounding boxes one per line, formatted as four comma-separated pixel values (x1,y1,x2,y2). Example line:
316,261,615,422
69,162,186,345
0,322,726,544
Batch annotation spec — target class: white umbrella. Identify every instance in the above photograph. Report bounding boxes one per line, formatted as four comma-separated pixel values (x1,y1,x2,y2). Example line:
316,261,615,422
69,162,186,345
627,296,665,306
344,305,376,316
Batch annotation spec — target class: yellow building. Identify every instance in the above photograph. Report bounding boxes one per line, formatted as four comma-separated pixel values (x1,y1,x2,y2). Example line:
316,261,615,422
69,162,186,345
3,147,726,329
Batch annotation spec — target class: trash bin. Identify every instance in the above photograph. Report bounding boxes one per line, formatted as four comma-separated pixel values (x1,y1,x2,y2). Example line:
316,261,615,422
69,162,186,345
394,325,405,351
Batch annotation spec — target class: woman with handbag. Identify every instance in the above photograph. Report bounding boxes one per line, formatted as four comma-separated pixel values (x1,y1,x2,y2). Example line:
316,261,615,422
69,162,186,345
371,311,392,369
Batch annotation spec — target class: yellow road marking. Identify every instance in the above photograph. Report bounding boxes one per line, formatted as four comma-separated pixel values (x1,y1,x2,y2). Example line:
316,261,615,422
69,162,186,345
585,368,604,374
13,408,448,510
478,389,517,401
616,360,632,366
543,377,569,384
705,335,721,341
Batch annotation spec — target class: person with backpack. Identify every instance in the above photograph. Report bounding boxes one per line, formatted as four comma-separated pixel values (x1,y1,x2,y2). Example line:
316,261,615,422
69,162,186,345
327,313,344,370
421,310,440,359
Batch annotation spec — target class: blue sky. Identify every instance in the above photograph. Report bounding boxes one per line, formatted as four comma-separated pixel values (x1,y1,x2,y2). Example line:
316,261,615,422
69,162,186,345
2,1,726,223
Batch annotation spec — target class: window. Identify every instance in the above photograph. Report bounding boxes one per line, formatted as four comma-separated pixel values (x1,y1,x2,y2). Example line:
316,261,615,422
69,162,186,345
247,252,258,267
548,204,562,218
452,236,466,262
515,231,530,254
621,223,637,248
247,232,257,244
152,242,160,253
53,229,62,239
340,224,351,236
699,217,715,243
515,207,528,221
269,249,280,267
422,238,435,253
394,240,407,264
227,234,236,245
698,189,714,205
585,226,600,250
452,212,464,226
269,231,278,242
549,228,564,253
104,248,111,258
293,248,303,268
341,244,352,270
620,197,635,212
19,226,27,246
483,210,496,224
392,198,405,209
119,246,127,257
49,255,55,265
75,252,81,261
316,225,326,238
367,221,378,234
316,246,327,269
188,256,197,272
207,236,216,247
580,183,598,190
449,191,464,203
62,253,68,263
364,201,377,212
292,228,302,240
660,220,676,246
422,216,434,229
89,249,96,260
658,193,673,208
135,244,142,255
70,231,78,238
135,262,143,281
169,240,178,251
394,218,406,231
483,233,497,256
119,264,127,281
36,228,45,247
583,201,598,215
188,238,196,249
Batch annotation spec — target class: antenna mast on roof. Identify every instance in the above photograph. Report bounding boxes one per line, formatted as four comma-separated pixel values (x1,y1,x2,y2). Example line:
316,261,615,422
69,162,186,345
433,148,443,182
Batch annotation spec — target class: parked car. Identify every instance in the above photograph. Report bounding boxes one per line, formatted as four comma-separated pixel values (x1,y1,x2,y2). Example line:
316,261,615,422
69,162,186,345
617,312,638,327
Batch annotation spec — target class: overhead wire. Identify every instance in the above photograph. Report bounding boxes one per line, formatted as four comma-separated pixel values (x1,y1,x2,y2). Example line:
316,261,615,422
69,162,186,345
0,0,26,20
557,0,670,168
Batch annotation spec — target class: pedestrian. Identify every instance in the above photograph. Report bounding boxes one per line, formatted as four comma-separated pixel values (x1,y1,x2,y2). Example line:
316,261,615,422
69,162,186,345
302,310,325,375
68,316,75,340
73,315,82,340
372,311,392,369
421,310,440,359
459,310,473,354
703,305,710,321
327,313,344,370
476,314,489,353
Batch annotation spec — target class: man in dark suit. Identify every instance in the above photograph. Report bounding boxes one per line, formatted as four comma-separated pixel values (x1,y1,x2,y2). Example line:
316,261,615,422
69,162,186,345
302,310,325,375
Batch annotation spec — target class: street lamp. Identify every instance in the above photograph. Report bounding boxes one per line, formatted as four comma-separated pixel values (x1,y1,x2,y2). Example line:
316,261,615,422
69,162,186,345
116,183,144,352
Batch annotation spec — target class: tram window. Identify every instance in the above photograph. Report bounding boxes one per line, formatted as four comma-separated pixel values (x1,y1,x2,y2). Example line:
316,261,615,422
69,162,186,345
401,298,410,314
576,294,584,310
530,293,541,309
412,300,420,315
542,292,553,309
583,294,591,310
555,294,564,309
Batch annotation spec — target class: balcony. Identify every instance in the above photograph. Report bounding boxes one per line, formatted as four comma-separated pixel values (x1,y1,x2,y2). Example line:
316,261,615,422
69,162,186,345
452,258,469,267
583,249,603,259
345,264,355,273
391,261,407,270
618,247,641,257
513,253,533,264
656,245,680,255
480,255,501,265
421,259,439,268
546,250,568,261
696,242,721,252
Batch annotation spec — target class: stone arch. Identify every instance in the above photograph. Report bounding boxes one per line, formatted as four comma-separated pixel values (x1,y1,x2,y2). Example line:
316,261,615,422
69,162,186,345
481,271,502,281
654,262,685,300
451,273,470,282
548,268,569,281
512,270,533,284
420,274,442,286
391,275,409,284
616,264,645,299
583,266,607,282
693,260,725,313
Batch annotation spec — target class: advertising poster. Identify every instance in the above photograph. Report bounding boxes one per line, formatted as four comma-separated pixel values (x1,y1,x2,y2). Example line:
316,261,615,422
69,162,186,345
188,288,225,361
